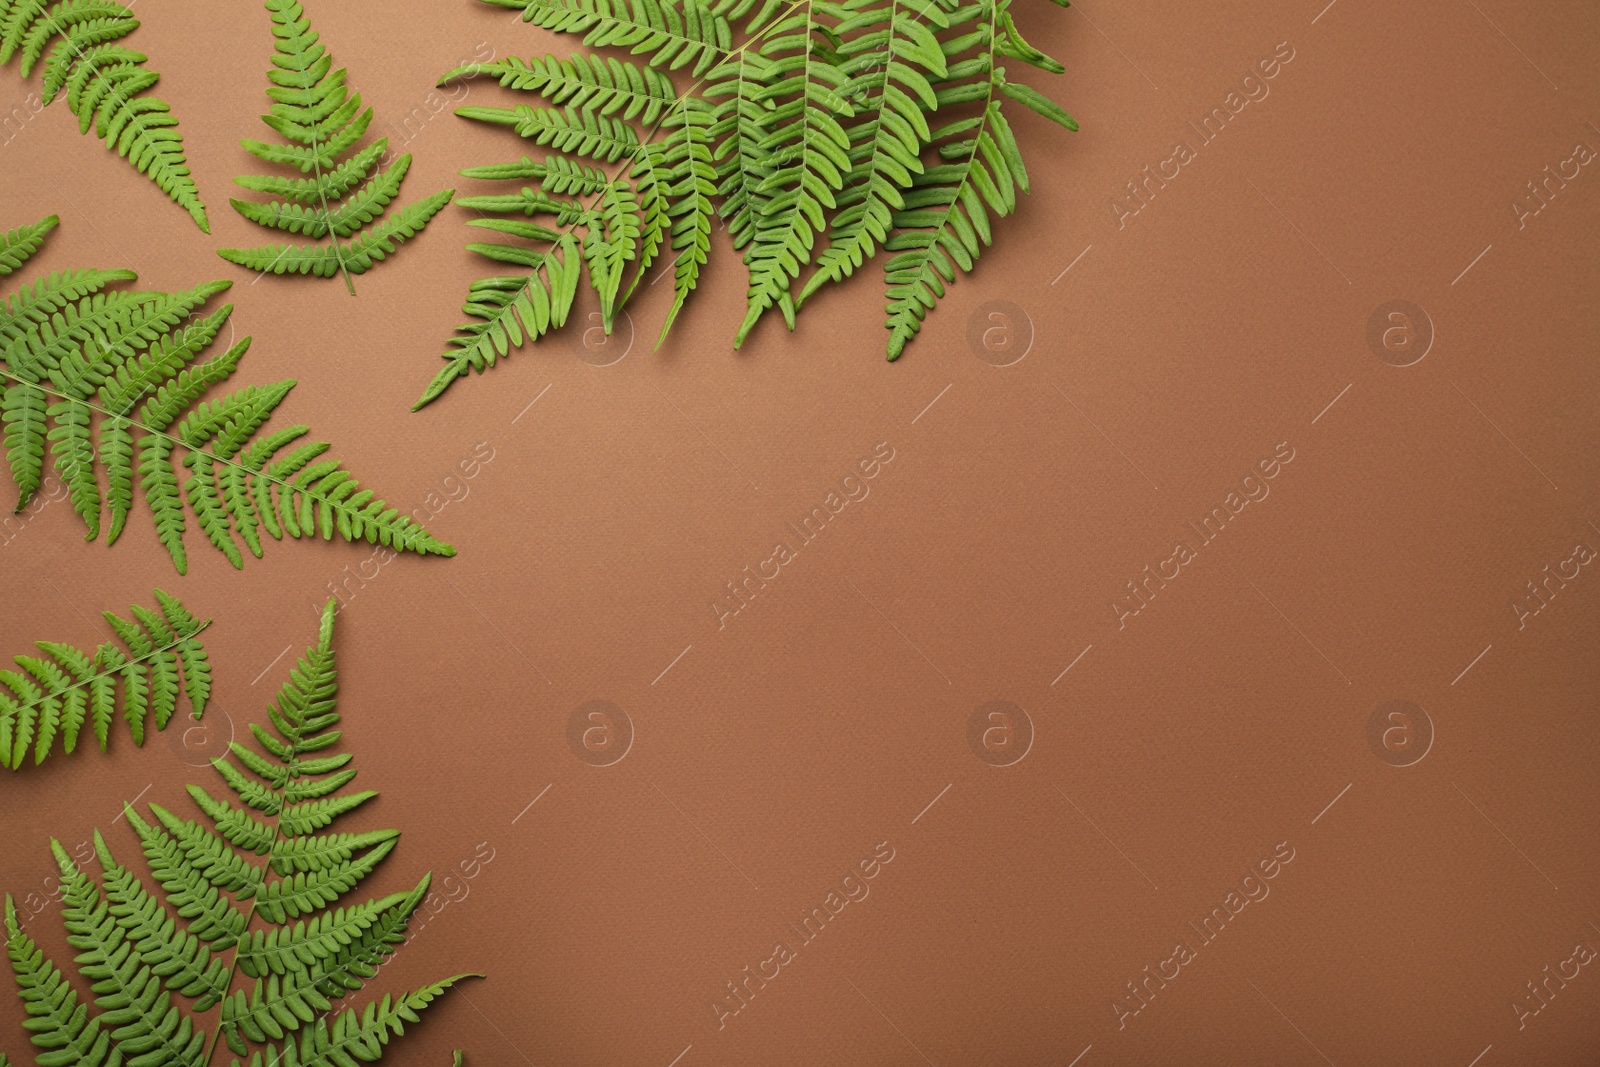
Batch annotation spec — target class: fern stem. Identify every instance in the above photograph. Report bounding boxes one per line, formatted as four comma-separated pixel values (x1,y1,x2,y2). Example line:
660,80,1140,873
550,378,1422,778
304,125,358,296
0,622,211,733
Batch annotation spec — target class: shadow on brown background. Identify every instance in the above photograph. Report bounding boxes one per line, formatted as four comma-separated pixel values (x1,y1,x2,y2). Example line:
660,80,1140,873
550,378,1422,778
1,0,1598,1064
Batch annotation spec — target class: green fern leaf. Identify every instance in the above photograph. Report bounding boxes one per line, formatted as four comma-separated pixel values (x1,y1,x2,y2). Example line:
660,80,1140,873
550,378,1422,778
457,103,642,164
0,2,207,230
0,591,209,769
221,877,425,1052
236,977,475,1067
222,0,454,292
1,214,454,571
1,380,45,509
0,215,57,275
5,896,118,1065
1,603,479,1066
218,188,454,279
634,97,716,340
52,838,212,1066
95,831,233,1009
580,181,642,325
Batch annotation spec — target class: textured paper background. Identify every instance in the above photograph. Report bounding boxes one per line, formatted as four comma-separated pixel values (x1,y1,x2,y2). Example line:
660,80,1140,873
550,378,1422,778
2,0,1598,1064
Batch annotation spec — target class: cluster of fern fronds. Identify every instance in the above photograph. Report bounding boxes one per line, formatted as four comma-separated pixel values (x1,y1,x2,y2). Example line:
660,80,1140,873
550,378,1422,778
0,0,208,231
0,213,453,573
415,0,1075,408
0,601,474,1067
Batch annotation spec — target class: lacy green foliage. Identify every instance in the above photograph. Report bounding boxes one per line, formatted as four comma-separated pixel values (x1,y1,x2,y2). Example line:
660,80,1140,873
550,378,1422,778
1,601,478,1067
217,0,455,294
0,0,208,231
415,0,1074,409
0,214,455,573
0,590,209,770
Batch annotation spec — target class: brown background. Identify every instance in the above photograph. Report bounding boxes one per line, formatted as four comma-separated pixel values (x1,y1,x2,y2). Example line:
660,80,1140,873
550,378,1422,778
2,0,1598,1064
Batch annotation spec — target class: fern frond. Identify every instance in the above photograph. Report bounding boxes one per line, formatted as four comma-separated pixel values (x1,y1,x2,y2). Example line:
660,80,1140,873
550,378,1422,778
0,590,208,769
634,96,716,340
1,603,478,1067
221,877,426,1052
460,153,609,193
225,0,453,291
5,895,117,1065
0,215,454,571
0,1,207,229
95,831,233,1008
456,103,641,164
705,47,767,253
580,180,642,325
53,839,212,1066
237,977,477,1067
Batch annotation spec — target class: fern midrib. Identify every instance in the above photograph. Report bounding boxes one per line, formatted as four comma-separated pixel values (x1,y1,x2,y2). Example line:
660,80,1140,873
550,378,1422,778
301,122,358,295
448,0,813,368
0,371,432,547
1,621,210,727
